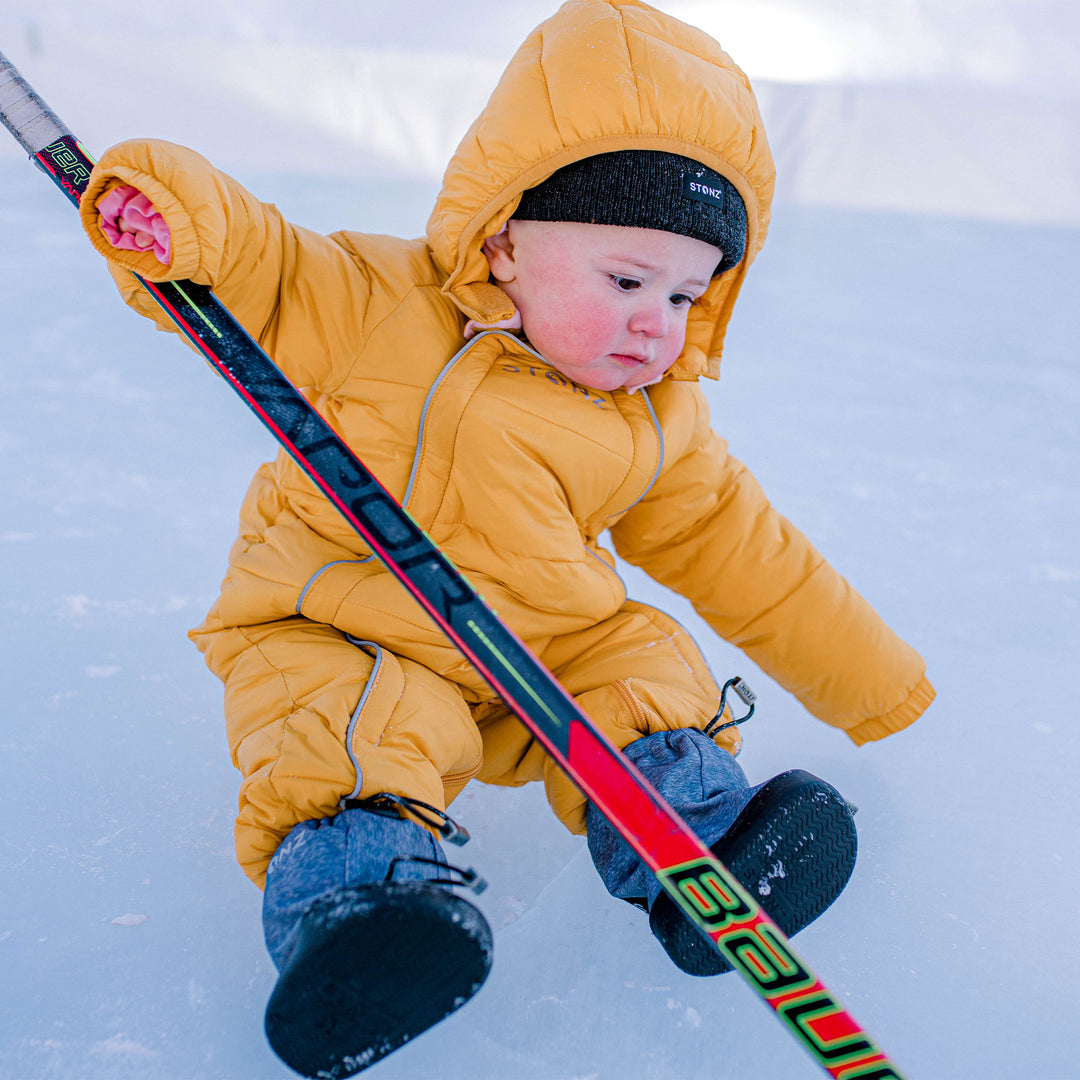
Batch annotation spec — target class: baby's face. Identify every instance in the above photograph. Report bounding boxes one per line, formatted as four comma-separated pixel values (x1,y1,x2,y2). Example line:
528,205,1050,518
483,220,720,393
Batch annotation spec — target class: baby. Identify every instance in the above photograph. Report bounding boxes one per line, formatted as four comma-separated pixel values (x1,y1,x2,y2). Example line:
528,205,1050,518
80,2,934,1076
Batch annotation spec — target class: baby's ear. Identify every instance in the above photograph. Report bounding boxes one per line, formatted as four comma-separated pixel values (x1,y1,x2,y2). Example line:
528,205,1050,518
482,224,516,282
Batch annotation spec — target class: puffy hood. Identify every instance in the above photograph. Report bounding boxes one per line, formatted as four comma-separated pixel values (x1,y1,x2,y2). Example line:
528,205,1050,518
426,0,775,380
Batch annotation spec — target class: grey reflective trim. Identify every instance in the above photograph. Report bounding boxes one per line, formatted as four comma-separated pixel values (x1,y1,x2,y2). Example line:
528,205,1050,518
466,328,547,362
295,558,372,616
404,342,470,509
403,329,541,509
342,636,384,800
609,388,665,517
584,541,628,591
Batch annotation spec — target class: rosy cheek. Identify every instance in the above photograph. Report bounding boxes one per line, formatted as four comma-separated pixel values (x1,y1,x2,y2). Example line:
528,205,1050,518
666,322,689,359
548,310,610,364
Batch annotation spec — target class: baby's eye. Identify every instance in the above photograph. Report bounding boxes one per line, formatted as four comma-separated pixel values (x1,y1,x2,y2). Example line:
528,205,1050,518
670,292,696,307
610,275,642,292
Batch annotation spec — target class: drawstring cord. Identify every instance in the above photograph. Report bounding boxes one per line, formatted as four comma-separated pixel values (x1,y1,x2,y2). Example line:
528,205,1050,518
342,792,471,846
703,676,757,737
386,855,487,895
342,792,488,893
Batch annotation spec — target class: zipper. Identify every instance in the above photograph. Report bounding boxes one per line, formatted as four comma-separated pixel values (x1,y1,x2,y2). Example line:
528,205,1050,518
442,760,484,787
612,678,653,733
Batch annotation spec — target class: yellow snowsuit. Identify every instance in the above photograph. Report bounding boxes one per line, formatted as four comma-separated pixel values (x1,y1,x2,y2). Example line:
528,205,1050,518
79,0,934,888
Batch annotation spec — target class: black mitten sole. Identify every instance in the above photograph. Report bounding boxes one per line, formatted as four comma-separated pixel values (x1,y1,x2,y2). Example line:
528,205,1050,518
649,769,857,977
265,882,493,1078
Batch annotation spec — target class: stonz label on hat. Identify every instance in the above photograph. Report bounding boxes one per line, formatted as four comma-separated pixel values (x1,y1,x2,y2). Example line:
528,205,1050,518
683,175,727,210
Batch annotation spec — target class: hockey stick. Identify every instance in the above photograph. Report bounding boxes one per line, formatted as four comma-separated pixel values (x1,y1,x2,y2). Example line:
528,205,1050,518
0,49,905,1080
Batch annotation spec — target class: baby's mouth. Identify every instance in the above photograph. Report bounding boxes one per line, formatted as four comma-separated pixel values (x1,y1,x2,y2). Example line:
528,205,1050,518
610,353,649,367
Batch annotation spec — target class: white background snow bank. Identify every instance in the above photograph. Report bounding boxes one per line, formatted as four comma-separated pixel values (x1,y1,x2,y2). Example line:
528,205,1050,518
2,0,1079,223
1,3,1078,1079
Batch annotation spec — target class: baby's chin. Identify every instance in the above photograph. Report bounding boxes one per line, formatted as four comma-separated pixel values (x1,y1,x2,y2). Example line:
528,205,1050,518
542,361,617,393
602,364,668,395
623,372,666,395
542,354,669,395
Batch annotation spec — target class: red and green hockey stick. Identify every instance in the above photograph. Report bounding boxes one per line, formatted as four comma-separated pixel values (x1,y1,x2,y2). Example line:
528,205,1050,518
0,49,905,1079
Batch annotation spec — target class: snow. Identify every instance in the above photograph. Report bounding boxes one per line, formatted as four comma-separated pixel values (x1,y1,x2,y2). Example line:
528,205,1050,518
1,3,1079,1079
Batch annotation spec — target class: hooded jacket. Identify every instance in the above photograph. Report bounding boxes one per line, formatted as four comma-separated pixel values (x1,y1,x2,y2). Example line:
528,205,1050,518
79,0,933,886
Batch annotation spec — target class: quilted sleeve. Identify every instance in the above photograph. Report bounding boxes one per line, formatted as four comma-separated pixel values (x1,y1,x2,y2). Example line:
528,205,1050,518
611,383,933,744
78,138,373,391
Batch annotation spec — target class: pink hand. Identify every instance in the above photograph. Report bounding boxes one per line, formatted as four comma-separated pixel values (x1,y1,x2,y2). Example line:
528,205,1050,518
97,184,171,265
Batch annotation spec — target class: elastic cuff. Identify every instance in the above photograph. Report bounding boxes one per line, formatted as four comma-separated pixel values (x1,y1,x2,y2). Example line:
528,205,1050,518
79,165,199,281
846,674,936,746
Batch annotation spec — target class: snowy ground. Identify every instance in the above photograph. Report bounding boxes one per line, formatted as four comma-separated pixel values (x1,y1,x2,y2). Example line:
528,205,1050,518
2,5,1080,1080
3,160,1078,1080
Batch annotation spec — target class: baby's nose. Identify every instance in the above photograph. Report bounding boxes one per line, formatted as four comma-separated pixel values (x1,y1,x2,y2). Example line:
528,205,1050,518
628,302,669,338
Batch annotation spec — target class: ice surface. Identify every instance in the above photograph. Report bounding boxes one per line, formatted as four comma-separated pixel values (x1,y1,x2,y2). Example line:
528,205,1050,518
1,4,1079,1079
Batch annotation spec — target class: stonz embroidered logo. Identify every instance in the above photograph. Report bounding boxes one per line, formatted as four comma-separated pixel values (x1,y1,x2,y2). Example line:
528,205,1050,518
498,364,607,408
683,175,727,210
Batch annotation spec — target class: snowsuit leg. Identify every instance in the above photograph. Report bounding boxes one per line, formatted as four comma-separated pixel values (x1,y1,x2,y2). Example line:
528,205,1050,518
475,600,738,833
195,616,484,889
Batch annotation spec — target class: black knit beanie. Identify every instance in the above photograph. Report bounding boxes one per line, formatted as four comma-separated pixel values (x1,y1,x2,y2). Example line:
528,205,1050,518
514,150,747,274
